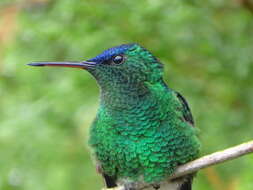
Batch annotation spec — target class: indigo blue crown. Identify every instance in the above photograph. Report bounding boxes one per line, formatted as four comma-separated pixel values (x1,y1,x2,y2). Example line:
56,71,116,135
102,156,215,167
88,44,135,63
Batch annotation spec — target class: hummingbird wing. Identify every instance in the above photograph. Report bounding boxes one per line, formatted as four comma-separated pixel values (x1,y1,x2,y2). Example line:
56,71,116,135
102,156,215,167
174,91,195,190
175,91,195,127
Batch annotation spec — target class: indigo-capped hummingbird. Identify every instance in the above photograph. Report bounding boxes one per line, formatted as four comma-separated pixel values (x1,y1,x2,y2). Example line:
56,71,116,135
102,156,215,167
28,44,200,190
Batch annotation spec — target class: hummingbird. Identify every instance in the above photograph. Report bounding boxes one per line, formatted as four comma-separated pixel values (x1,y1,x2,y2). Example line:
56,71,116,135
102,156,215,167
28,44,200,190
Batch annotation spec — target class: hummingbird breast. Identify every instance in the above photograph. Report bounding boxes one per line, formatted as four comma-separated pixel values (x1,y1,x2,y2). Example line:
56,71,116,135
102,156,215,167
89,85,200,183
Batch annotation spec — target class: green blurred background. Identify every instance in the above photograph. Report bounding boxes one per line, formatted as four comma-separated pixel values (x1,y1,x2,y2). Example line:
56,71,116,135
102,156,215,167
0,0,253,190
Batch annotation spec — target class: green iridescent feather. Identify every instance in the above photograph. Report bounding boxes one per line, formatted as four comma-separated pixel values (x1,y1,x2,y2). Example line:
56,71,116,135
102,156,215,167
88,44,200,183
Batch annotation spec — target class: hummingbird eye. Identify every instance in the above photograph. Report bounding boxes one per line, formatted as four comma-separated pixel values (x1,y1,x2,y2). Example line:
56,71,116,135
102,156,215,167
112,55,124,65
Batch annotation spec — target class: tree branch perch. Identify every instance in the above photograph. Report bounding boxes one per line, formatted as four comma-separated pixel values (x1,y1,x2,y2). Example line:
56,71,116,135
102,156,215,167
104,140,253,190
169,140,253,179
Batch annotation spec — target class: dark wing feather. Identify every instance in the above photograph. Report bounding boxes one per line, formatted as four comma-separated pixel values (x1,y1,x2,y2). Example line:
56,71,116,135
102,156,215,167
174,91,195,190
175,91,194,127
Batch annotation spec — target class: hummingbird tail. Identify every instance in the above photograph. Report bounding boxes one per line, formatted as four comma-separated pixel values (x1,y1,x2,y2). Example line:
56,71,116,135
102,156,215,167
102,173,117,188
179,176,193,190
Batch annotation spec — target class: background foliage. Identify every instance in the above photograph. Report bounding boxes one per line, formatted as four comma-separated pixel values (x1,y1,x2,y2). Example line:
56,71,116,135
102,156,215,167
0,0,253,190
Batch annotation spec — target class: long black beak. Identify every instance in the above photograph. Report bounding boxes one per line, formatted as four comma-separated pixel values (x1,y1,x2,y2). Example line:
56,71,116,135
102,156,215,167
27,61,96,69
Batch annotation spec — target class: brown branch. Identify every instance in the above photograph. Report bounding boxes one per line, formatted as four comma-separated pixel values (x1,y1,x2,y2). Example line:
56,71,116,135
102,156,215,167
105,140,253,190
169,140,253,179
239,0,253,14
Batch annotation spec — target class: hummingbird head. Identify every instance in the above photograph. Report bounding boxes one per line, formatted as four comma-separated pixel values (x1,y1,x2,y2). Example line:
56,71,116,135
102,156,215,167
29,44,164,93
86,44,164,91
